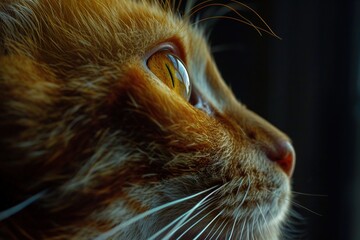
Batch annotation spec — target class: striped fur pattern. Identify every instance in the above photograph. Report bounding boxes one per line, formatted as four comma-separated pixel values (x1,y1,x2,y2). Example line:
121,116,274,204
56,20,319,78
0,0,294,239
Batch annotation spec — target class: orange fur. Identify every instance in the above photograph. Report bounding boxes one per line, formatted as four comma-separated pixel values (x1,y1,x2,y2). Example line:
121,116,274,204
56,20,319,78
0,0,295,239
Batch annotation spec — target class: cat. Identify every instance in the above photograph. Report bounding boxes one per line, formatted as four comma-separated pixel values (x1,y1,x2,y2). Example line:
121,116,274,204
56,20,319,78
0,0,295,239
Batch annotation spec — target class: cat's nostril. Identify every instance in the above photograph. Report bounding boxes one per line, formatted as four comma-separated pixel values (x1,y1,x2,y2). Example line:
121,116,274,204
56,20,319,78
266,141,295,177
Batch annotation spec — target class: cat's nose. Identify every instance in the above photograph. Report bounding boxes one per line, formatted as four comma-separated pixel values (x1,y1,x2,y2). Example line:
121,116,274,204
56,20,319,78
266,140,295,177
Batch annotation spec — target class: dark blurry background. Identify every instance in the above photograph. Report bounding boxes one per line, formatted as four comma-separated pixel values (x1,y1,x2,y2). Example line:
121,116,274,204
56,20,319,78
192,0,360,239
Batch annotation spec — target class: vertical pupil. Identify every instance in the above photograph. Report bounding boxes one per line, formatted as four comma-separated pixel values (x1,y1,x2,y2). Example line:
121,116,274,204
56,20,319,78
165,63,175,87
147,50,191,101
166,54,191,99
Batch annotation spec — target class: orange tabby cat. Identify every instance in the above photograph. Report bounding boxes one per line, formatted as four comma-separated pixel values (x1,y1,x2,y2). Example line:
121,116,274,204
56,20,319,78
0,0,295,239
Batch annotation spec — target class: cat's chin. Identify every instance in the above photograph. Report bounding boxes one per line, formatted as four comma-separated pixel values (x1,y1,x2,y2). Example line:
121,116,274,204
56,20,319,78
161,209,286,240
171,222,282,240
145,175,290,240
162,198,288,240
223,175,291,220
190,191,288,239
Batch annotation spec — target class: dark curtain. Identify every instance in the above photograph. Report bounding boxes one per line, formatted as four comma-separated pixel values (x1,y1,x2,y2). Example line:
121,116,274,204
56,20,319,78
209,0,359,239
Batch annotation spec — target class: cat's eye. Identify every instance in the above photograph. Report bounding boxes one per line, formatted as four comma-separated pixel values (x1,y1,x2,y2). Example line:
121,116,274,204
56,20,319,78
147,51,191,101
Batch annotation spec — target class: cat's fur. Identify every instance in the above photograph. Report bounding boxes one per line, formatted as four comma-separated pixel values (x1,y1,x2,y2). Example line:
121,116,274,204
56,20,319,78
0,0,295,239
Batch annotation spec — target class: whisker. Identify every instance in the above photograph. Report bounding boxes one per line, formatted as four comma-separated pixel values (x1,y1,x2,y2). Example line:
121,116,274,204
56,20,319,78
239,218,246,240
251,215,256,240
173,200,216,239
163,184,226,240
193,16,280,39
244,180,255,239
184,0,200,18
291,191,327,197
227,181,245,240
0,190,47,221
175,206,220,240
188,0,280,39
148,206,200,240
265,186,327,198
203,217,221,240
215,220,229,240
148,197,214,240
93,185,219,240
256,202,271,234
189,3,260,36
240,177,252,206
208,218,226,240
176,0,183,13
290,201,322,216
188,0,213,16
264,188,323,216
227,210,238,240
193,209,225,240
228,0,279,38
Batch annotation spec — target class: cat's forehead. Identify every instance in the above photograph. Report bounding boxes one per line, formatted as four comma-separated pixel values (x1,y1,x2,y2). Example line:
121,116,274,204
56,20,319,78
2,0,205,64
1,0,234,110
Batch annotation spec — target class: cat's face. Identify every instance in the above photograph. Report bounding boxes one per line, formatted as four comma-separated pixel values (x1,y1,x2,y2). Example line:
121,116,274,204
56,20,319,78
0,0,295,239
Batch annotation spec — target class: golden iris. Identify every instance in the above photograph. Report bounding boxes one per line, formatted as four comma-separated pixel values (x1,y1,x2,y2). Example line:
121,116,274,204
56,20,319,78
147,51,191,101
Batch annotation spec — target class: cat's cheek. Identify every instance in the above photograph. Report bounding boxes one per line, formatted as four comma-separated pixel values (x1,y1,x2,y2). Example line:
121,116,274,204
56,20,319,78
117,170,291,240
111,65,221,139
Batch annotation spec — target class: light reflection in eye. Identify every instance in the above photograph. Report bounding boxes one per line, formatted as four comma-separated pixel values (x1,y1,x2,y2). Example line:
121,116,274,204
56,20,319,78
147,50,191,101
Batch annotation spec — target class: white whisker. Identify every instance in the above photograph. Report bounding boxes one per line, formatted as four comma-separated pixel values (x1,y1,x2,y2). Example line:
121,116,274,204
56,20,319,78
256,202,271,234
247,220,251,240
292,191,327,197
93,185,219,240
207,219,225,240
163,184,226,240
290,201,322,216
264,188,322,216
241,177,252,207
176,201,216,236
175,206,219,240
148,197,214,240
239,218,246,240
227,178,247,240
203,217,221,239
193,209,224,240
147,207,193,240
214,220,229,240
229,176,252,239
228,211,238,240
251,214,257,240
0,190,47,221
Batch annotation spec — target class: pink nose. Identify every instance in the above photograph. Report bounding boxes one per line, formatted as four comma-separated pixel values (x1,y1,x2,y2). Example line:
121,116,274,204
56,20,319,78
266,141,295,177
